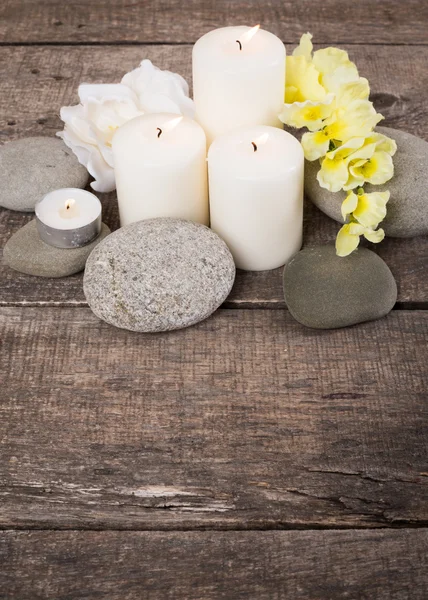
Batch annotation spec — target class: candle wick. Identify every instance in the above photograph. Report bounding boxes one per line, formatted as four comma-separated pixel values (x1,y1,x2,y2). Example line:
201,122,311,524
157,127,163,138
236,39,242,51
252,141,257,152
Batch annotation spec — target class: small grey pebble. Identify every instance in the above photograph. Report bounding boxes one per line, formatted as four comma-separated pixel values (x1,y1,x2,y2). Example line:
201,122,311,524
83,218,236,332
0,137,88,212
283,244,397,329
305,126,428,238
3,220,110,278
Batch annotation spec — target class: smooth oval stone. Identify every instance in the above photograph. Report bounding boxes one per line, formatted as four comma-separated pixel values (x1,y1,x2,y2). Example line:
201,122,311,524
83,218,236,332
0,137,88,212
305,126,428,238
3,220,110,278
283,244,397,329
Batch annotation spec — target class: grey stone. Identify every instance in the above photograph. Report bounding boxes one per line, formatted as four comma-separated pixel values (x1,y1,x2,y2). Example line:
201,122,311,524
83,218,236,332
305,126,428,238
283,244,397,329
3,220,110,278
0,137,88,211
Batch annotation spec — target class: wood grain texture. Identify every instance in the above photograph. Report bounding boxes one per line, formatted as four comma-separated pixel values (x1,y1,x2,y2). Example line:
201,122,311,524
1,44,427,142
1,307,427,529
1,0,428,45
0,44,427,307
2,530,428,600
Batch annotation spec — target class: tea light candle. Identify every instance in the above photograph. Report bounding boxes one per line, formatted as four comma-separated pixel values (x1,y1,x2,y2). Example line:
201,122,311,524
208,126,304,271
193,26,286,145
112,113,209,227
35,188,102,248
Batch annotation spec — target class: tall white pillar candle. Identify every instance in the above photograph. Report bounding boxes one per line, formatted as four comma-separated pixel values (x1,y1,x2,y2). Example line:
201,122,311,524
208,126,304,271
193,26,286,145
112,113,209,227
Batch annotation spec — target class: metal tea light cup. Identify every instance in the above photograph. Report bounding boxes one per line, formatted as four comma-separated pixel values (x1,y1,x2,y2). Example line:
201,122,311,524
35,188,102,249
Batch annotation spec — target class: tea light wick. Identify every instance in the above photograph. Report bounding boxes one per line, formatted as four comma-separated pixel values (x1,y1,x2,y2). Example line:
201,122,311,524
157,127,163,138
59,197,80,219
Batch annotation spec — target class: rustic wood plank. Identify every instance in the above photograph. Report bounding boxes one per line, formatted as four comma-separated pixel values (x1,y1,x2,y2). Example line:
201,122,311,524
1,530,428,600
1,45,427,143
0,44,427,307
1,307,427,529
1,0,428,45
2,198,427,308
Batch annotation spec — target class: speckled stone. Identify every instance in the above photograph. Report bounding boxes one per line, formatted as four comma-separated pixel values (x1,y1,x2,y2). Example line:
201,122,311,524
283,244,397,329
83,218,236,332
305,126,428,238
0,137,88,212
3,220,110,278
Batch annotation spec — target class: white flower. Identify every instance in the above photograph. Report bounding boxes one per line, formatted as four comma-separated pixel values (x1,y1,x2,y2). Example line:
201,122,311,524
57,60,195,193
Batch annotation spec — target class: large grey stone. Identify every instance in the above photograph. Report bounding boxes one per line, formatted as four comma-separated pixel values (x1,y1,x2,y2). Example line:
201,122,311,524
305,126,428,238
283,244,397,329
0,137,88,211
3,220,110,278
83,218,236,332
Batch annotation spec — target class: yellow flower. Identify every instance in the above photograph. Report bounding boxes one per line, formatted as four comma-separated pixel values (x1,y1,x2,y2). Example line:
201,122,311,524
292,32,314,62
341,190,390,228
316,137,369,191
301,100,383,161
312,47,360,93
335,78,370,107
279,95,334,131
345,133,397,189
324,99,383,142
336,222,385,257
285,55,326,104
322,64,360,94
349,153,394,187
313,47,354,77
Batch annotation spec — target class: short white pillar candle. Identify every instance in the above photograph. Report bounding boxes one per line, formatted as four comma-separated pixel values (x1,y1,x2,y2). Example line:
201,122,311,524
112,113,209,227
208,126,304,271
193,26,286,145
35,188,102,248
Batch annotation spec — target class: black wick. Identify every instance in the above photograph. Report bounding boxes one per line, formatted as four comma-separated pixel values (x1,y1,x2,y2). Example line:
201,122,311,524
251,141,258,152
157,127,162,138
236,39,242,51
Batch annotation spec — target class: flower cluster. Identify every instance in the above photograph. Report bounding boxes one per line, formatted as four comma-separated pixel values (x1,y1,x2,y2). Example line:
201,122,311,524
280,34,396,256
58,60,194,193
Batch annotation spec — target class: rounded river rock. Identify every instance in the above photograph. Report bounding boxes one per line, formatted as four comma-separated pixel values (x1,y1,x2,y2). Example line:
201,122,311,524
305,126,428,238
283,244,397,329
3,220,111,278
83,218,236,332
0,137,88,211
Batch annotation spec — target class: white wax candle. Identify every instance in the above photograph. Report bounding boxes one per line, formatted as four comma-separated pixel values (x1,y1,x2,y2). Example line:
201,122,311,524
193,26,286,145
36,188,101,229
112,113,209,227
208,126,304,271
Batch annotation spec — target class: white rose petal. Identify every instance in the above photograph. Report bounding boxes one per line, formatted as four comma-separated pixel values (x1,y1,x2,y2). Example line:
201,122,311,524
57,60,195,192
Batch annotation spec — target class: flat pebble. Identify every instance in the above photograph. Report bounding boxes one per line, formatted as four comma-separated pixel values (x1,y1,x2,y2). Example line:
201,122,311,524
305,126,428,238
3,220,110,278
283,244,397,329
83,218,236,332
0,137,88,212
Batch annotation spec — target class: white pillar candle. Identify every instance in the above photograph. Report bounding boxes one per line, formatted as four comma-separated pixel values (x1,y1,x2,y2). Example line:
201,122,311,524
208,126,304,271
193,26,286,145
35,188,102,248
112,113,209,227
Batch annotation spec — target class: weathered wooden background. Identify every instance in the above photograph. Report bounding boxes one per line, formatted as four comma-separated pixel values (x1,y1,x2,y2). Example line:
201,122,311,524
0,1,427,598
